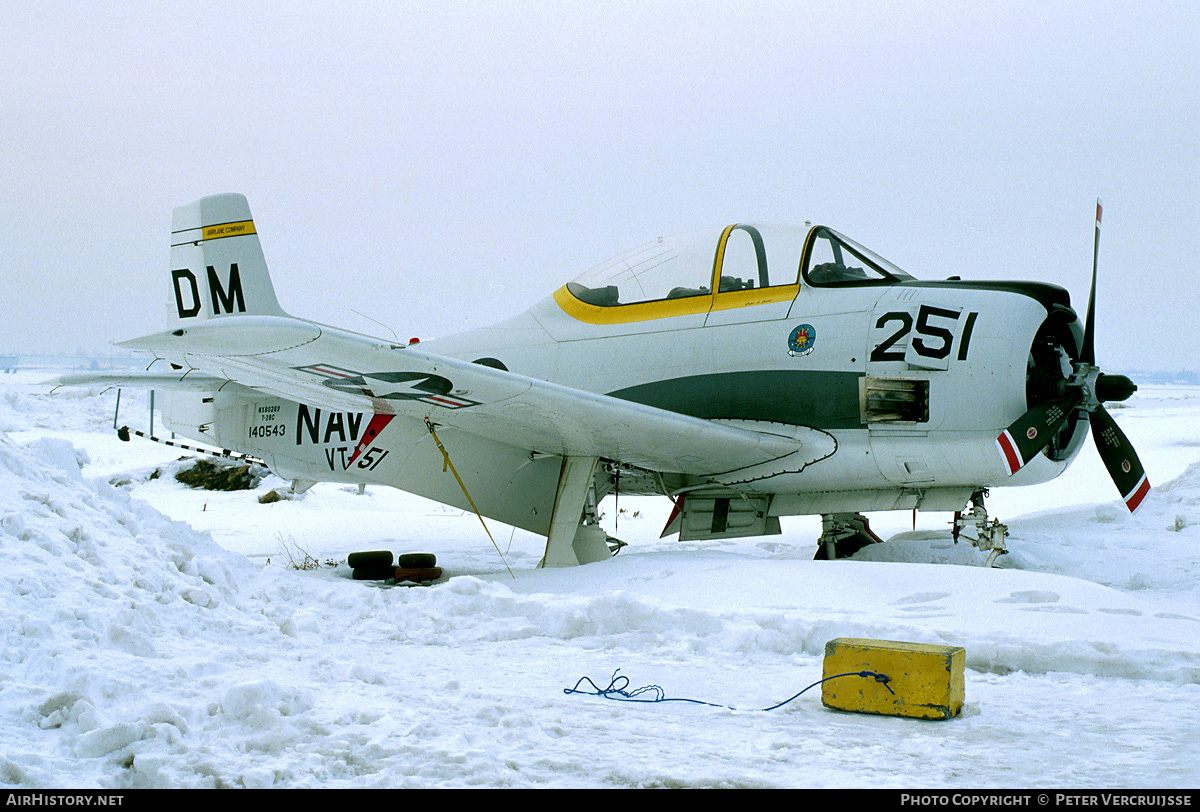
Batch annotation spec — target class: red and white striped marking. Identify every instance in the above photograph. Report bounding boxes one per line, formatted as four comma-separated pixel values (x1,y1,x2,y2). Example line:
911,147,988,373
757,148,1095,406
1123,473,1150,513
996,430,1025,476
421,393,475,409
297,363,359,379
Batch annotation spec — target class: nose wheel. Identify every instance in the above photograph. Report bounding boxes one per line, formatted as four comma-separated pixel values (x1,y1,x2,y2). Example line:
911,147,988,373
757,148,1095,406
952,490,1008,567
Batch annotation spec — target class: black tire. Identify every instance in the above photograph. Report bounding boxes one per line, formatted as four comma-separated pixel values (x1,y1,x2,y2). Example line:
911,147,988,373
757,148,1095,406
394,566,443,585
347,550,393,569
352,565,396,581
397,552,436,568
813,530,876,561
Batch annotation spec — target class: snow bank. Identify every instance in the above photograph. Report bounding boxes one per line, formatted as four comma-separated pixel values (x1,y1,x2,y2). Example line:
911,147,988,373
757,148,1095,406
0,432,258,786
988,461,1200,606
2,376,1199,788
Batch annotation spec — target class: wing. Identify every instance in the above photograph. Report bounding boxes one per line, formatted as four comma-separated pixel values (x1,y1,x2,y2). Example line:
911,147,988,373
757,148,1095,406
94,314,810,478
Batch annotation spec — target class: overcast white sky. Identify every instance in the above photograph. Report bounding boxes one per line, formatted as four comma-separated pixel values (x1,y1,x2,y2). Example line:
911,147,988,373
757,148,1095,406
2,1,1197,372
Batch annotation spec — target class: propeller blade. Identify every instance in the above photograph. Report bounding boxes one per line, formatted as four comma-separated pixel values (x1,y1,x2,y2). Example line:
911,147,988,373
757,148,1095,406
1082,199,1101,365
996,394,1081,476
1090,404,1150,512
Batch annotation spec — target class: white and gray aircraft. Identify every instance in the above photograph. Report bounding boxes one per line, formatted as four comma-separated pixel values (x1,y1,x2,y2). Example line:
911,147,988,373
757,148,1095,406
57,194,1147,567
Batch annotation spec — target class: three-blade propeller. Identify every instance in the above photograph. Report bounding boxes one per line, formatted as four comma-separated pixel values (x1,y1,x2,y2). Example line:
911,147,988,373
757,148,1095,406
996,201,1150,512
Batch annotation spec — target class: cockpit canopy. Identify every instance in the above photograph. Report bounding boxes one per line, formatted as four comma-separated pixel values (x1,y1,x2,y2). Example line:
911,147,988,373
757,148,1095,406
564,223,915,311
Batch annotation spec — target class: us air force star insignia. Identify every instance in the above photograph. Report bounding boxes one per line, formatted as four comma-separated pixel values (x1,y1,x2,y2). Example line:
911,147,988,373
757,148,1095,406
293,365,479,409
787,324,817,357
326,372,479,409
325,371,449,399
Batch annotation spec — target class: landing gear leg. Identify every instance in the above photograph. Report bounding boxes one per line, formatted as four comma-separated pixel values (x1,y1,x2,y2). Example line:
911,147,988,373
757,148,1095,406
952,489,1009,567
814,512,884,560
540,456,619,567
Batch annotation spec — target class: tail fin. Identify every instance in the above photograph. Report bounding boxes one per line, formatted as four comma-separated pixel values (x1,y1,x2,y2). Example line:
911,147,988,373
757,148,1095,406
169,193,287,322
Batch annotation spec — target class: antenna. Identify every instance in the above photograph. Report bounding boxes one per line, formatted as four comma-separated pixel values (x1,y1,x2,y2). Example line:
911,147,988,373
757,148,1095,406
352,308,400,344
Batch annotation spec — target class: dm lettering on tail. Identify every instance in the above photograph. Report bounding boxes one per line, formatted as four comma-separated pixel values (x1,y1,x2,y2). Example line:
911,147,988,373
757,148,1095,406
167,194,287,321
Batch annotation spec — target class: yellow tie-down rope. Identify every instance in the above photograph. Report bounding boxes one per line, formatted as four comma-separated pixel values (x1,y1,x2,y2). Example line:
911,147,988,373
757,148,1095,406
425,419,515,579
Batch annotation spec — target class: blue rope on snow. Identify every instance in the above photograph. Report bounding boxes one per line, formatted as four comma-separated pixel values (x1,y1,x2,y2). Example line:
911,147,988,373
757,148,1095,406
564,668,894,712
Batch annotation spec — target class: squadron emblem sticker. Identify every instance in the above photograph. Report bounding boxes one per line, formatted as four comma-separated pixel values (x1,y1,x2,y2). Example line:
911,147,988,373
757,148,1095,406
787,324,817,357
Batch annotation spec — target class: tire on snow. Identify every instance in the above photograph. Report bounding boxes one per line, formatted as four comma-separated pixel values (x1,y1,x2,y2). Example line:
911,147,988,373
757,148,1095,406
351,566,396,581
347,550,393,569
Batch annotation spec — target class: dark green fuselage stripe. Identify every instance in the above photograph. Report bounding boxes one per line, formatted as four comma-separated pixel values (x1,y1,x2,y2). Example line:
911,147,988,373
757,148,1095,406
607,370,865,429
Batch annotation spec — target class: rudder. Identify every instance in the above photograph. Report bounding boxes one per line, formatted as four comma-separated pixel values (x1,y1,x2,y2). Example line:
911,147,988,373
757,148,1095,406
169,194,287,321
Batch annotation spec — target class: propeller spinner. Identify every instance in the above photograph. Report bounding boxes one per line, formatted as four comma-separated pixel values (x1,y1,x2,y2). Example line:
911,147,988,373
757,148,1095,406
996,201,1150,512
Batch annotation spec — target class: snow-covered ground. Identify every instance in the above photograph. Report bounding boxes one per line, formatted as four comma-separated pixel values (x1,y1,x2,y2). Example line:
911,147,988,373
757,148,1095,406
2,370,1198,788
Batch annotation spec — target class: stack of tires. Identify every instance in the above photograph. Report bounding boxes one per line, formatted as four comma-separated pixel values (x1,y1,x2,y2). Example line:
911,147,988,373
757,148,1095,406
347,551,442,585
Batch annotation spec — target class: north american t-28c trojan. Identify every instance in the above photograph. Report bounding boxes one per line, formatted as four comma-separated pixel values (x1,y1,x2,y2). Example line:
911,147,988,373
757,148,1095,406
59,194,1148,567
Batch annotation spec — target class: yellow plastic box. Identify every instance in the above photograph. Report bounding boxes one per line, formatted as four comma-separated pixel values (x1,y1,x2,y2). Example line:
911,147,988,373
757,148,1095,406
821,638,965,720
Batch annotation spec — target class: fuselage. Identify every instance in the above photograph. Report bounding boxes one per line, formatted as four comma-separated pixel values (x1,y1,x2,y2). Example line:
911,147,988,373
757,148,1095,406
156,217,1088,532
